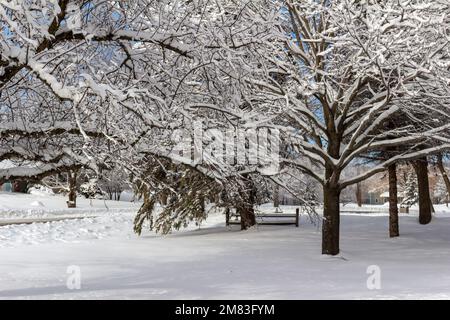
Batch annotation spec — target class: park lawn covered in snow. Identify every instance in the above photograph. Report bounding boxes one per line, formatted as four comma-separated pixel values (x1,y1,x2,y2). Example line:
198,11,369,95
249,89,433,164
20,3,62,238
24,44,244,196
0,190,138,220
1,193,450,299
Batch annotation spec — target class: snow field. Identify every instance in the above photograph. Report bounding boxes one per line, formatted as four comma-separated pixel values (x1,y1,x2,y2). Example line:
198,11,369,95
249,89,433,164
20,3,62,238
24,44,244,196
1,195,450,299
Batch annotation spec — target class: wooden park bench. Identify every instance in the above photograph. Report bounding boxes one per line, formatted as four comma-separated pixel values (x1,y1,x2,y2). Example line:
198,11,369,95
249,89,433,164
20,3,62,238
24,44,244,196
226,208,300,227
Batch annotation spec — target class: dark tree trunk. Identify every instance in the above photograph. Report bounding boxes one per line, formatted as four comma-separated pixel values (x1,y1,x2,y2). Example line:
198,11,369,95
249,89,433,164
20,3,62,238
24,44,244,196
322,185,340,255
160,191,168,205
322,138,341,256
273,184,281,212
356,182,362,207
414,157,432,225
388,164,399,237
237,177,256,230
67,170,77,208
237,203,256,230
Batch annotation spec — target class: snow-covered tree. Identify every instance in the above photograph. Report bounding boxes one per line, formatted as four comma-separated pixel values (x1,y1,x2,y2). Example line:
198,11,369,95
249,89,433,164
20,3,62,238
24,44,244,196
0,0,278,215
434,178,449,205
129,1,450,251
132,159,212,235
401,170,419,208
436,154,450,205
238,1,450,255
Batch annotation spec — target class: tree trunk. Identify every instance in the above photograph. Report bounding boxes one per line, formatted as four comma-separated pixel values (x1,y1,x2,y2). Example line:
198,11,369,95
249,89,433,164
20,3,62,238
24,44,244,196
322,185,340,255
437,154,450,200
414,157,432,225
273,184,282,212
388,164,399,237
237,178,256,230
160,191,168,205
238,203,256,230
67,170,77,208
356,182,362,207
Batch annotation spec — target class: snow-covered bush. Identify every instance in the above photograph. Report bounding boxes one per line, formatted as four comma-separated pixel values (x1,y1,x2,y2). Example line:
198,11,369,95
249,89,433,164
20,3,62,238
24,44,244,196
79,179,104,199
28,185,55,196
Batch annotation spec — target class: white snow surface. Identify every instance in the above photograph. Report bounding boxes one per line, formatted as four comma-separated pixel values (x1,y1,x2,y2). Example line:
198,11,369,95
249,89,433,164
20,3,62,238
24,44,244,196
1,194,450,299
0,191,139,219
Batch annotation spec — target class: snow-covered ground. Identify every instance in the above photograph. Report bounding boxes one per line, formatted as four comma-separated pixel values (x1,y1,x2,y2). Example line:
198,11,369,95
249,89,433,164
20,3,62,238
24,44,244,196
0,190,139,219
1,193,450,299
